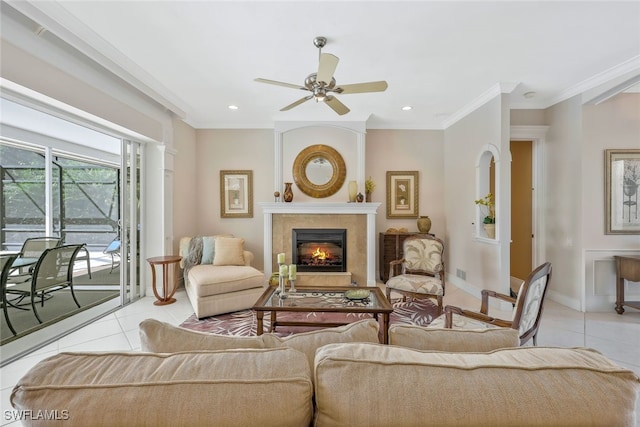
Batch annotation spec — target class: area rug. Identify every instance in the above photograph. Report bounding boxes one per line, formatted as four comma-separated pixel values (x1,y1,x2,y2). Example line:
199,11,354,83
180,298,440,337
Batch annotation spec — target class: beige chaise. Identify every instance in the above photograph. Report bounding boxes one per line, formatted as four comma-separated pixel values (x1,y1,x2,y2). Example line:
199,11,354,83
179,235,265,318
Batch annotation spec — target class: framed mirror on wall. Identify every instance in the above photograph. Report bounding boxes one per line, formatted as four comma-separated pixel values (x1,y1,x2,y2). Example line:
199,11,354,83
292,144,346,198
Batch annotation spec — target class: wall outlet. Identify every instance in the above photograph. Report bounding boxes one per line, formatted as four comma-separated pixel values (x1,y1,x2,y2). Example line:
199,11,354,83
456,269,466,280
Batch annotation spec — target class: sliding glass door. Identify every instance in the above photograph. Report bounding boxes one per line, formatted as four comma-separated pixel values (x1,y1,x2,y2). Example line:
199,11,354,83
120,140,144,303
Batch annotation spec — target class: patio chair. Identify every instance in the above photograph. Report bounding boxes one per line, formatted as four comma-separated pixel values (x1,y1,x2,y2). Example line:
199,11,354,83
103,237,121,273
1,253,20,335
7,244,84,324
10,237,62,275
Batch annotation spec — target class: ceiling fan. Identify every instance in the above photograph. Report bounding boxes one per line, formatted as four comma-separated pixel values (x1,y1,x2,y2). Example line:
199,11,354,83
255,36,388,116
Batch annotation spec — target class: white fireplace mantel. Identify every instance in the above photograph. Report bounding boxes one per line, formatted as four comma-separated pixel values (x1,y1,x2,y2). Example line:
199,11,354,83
260,202,381,286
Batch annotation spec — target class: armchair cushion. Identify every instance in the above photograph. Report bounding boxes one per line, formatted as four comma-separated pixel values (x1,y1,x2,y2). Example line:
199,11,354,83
385,274,443,296
428,312,501,330
389,324,519,351
213,237,246,266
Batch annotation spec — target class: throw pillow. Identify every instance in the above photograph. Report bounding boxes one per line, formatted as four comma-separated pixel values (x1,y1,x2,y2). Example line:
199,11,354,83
213,237,245,266
201,236,217,264
139,319,272,353
269,319,380,370
388,324,519,352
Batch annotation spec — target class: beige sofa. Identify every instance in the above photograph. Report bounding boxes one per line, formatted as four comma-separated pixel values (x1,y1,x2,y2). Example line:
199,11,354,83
11,320,640,427
179,235,266,318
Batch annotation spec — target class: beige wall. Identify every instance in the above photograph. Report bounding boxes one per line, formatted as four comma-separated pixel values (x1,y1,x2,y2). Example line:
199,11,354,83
172,118,198,255
444,96,506,295
194,129,274,270
582,93,640,249
184,127,446,278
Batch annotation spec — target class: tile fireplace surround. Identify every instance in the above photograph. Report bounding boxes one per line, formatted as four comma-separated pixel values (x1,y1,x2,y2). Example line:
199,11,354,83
260,202,381,286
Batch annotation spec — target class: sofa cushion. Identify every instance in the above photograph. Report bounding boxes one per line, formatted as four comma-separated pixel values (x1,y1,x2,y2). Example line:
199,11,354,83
187,264,264,297
268,319,380,369
139,318,272,353
213,237,245,266
138,318,380,371
313,343,640,427
389,324,519,352
12,348,313,427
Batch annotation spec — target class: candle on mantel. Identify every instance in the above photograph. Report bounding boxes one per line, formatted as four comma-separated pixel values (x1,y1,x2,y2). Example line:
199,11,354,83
279,264,289,276
277,252,285,264
289,264,297,280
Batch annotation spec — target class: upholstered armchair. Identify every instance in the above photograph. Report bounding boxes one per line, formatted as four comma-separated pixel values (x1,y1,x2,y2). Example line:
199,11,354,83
429,262,552,346
385,235,445,315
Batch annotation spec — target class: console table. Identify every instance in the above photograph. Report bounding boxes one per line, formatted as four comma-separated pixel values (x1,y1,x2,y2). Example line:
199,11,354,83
614,255,640,314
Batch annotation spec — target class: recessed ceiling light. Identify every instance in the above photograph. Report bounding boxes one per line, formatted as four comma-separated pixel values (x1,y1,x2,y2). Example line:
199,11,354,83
401,106,412,111
228,105,239,110
523,92,536,99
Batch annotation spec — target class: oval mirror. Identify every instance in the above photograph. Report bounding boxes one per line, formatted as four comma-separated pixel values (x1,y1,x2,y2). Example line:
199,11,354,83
293,144,346,198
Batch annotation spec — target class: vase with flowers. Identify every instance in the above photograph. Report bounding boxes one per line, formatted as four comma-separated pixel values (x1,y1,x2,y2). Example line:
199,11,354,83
474,192,495,238
365,177,376,202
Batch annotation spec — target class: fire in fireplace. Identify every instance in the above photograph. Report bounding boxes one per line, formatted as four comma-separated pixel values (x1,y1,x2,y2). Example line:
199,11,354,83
292,228,347,272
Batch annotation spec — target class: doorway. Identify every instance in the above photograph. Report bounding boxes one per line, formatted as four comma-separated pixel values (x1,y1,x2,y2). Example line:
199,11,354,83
510,140,533,281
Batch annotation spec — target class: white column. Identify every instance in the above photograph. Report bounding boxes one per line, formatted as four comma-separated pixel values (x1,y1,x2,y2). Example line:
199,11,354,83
263,211,273,279
366,211,377,286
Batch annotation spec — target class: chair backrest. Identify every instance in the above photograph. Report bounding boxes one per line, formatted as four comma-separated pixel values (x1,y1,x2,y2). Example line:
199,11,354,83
402,235,445,275
20,237,62,259
511,262,552,345
31,245,84,293
1,253,20,298
104,238,121,254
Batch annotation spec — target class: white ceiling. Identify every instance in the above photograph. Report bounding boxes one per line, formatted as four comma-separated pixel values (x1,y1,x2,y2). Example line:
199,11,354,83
8,1,640,129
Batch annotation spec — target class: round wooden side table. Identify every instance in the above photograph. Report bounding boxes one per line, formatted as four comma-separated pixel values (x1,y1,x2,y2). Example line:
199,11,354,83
147,255,182,305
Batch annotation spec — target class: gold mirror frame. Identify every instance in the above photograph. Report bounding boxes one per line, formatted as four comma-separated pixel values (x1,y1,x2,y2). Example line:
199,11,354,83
293,144,346,198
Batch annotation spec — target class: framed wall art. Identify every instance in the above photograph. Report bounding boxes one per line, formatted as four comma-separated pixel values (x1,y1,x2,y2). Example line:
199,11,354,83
386,171,419,218
605,149,640,234
220,170,253,218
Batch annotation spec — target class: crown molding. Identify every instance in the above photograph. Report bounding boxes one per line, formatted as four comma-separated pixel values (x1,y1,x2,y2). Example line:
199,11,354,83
441,82,519,129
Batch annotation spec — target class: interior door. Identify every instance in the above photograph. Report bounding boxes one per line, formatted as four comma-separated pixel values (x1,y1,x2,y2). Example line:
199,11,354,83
510,140,533,280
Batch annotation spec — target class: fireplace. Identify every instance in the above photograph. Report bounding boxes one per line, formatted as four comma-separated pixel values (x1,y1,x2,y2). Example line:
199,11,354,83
292,228,347,272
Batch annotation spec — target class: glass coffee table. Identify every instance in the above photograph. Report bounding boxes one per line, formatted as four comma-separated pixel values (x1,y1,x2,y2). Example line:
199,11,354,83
252,286,394,344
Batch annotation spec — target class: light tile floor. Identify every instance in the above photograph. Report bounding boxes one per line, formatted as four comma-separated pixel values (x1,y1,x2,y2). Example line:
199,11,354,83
1,283,639,426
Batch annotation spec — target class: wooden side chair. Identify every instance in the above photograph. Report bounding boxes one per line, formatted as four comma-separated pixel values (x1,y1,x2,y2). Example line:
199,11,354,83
429,262,552,346
385,235,445,315
8,244,84,324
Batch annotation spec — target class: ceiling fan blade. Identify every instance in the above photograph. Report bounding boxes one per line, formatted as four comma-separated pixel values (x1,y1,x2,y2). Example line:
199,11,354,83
316,53,339,85
325,95,350,115
255,78,306,91
280,95,314,111
335,81,388,94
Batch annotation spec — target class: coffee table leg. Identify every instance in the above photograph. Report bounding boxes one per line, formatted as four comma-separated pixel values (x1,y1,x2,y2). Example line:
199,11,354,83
382,313,390,344
256,311,264,336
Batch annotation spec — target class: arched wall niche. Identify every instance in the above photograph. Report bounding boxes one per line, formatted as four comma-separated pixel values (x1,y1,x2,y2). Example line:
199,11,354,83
476,143,500,240
274,122,366,202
